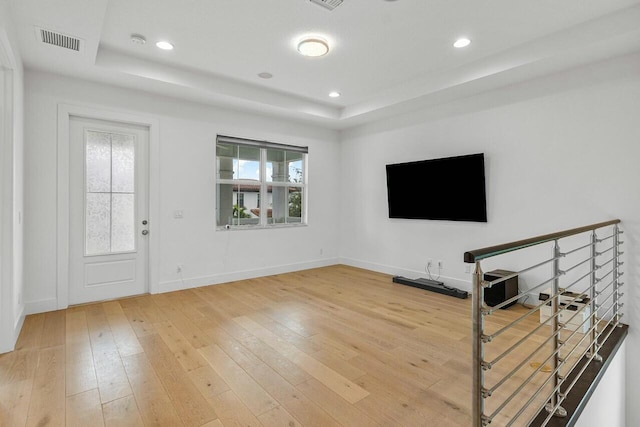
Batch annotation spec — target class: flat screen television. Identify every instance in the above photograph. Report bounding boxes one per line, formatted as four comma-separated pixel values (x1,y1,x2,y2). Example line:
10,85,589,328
386,153,487,222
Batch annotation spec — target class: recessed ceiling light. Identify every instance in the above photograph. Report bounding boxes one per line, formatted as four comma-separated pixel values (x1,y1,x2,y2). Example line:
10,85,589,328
453,38,471,48
130,34,146,45
258,72,273,79
156,41,174,50
297,37,329,57
329,91,341,98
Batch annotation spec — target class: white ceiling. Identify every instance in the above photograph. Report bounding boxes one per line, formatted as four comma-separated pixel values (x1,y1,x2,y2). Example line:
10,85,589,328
8,0,640,129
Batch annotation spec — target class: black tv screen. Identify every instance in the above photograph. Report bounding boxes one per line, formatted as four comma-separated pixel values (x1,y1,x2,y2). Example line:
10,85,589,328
386,153,487,222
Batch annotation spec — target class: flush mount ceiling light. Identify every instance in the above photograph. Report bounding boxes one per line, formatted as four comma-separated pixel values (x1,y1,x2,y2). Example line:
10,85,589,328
258,72,273,79
453,38,471,48
156,40,174,50
297,37,329,57
329,91,341,98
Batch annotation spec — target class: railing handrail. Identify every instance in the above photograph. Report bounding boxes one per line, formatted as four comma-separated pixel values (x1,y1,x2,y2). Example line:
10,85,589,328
469,219,625,426
464,219,621,263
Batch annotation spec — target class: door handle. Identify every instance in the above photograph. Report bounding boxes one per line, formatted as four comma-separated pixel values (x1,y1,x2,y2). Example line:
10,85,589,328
142,230,149,236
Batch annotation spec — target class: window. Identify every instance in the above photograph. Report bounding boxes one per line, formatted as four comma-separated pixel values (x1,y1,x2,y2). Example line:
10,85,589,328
216,135,307,228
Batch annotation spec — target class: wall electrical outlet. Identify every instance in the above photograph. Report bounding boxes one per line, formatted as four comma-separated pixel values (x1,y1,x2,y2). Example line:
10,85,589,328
465,264,472,274
176,264,183,273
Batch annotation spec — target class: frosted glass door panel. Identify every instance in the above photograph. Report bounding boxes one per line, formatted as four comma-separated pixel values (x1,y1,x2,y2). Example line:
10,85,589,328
85,130,137,255
111,134,135,192
85,193,111,254
86,132,111,192
111,194,135,252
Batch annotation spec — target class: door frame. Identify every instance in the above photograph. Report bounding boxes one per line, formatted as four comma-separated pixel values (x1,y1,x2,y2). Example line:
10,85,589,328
57,103,160,309
0,49,13,351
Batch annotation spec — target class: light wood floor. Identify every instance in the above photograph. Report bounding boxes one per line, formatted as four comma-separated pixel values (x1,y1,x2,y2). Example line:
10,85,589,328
0,265,571,426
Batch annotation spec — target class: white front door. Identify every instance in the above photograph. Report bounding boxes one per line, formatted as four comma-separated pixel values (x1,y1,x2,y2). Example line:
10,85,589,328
69,116,149,305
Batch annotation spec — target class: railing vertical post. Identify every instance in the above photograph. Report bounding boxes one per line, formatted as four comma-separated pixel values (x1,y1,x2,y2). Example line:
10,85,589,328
613,225,620,326
472,261,485,427
546,240,567,417
587,231,603,362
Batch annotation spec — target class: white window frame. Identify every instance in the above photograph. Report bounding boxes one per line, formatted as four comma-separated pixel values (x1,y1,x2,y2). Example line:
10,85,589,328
216,135,308,230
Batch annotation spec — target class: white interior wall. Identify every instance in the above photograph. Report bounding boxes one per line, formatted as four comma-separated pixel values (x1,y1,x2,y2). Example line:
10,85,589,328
338,52,640,425
0,0,25,354
575,340,626,427
23,70,341,312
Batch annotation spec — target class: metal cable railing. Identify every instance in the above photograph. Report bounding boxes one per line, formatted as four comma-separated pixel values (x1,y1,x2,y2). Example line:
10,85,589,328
465,220,625,426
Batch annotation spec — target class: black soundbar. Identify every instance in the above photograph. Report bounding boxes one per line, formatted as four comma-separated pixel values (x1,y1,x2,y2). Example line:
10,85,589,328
392,276,469,299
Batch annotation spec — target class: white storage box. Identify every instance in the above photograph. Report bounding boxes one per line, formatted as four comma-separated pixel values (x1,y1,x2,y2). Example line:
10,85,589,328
539,289,591,334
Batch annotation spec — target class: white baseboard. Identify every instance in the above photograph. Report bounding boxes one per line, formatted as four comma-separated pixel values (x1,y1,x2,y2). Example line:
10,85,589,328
22,257,471,316
12,305,25,344
339,257,473,293
157,257,340,294
0,305,25,354
14,304,24,329
24,298,58,315
0,340,14,354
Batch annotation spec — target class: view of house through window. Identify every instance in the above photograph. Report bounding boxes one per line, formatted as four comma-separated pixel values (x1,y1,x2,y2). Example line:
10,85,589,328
216,135,307,228
236,193,245,208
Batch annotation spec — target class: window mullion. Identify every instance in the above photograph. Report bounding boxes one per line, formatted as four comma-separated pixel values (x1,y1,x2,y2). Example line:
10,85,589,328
109,134,113,252
260,148,267,227
303,153,308,224
286,184,290,224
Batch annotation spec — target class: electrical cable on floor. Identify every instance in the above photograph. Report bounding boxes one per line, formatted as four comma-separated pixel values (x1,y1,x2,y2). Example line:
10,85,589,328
425,262,461,292
426,263,441,281
520,291,532,308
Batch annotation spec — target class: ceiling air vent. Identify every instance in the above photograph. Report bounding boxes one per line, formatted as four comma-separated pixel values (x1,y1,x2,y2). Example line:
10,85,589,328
37,28,83,52
309,0,343,11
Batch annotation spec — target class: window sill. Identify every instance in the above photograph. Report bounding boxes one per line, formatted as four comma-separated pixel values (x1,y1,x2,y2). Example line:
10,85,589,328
216,223,308,231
